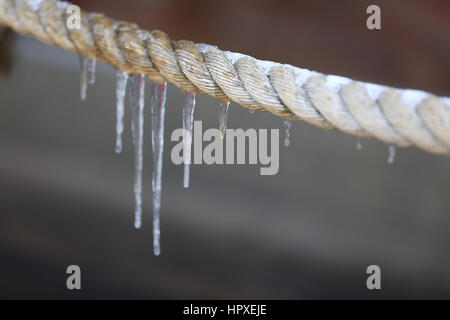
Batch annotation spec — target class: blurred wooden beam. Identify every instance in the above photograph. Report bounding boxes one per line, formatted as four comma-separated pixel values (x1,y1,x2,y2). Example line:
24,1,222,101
0,27,14,74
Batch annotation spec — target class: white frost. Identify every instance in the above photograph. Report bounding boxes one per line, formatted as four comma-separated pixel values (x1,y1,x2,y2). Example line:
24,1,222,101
401,89,429,110
28,0,43,11
323,75,351,92
256,60,278,75
195,44,450,111
441,97,450,107
294,68,319,86
195,43,217,54
224,51,249,64
363,82,386,101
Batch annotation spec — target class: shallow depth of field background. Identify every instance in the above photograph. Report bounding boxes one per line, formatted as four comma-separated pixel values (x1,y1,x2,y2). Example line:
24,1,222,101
0,0,449,299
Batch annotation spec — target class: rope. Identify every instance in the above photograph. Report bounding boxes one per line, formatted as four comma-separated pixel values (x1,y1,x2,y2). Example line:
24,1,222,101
1,0,449,155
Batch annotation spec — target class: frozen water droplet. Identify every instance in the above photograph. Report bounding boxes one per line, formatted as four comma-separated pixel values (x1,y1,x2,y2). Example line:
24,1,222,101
249,108,255,114
218,101,230,139
356,141,362,150
79,55,88,101
115,71,128,153
151,82,167,256
79,55,96,100
283,119,292,147
128,74,146,229
387,145,396,164
87,58,96,85
182,92,196,188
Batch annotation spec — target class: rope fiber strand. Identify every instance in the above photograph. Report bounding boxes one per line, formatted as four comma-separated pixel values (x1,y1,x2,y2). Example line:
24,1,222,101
1,0,449,155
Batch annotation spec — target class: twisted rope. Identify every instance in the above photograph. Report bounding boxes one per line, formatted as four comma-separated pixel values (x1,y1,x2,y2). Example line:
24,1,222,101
1,0,449,154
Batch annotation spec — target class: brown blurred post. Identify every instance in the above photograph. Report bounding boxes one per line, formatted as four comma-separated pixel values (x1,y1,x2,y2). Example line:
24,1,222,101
0,27,14,74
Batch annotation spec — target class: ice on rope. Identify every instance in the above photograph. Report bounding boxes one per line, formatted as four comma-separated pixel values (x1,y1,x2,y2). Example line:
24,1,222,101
150,82,167,256
115,71,128,154
182,92,196,189
79,55,88,101
387,145,396,164
128,74,145,229
218,101,230,139
87,58,96,85
356,140,362,150
78,55,96,100
283,119,292,147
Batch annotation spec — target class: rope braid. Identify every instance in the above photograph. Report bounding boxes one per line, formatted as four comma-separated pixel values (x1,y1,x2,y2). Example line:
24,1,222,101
1,0,449,154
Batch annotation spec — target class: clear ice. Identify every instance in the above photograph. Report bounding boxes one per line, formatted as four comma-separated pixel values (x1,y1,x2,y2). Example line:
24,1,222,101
283,119,292,147
79,55,88,101
151,82,167,256
87,58,96,85
182,92,196,188
218,101,230,139
128,74,146,229
387,145,396,164
79,55,96,100
356,141,362,150
115,71,128,153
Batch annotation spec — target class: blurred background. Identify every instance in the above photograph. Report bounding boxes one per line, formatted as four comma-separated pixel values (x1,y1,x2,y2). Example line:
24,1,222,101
0,0,449,299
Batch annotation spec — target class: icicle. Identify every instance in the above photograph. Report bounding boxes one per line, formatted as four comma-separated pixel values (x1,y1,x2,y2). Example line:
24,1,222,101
115,71,128,153
387,145,396,164
151,82,167,256
283,119,292,147
79,55,88,101
79,56,96,100
87,58,96,84
128,74,146,229
356,140,362,150
218,101,230,139
182,92,196,188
